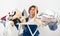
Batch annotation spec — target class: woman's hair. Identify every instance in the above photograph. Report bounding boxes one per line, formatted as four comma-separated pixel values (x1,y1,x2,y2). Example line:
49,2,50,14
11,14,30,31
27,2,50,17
28,5,38,13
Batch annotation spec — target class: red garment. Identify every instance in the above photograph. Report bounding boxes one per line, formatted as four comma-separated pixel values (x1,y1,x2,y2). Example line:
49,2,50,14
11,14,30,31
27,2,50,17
0,12,10,20
1,16,6,20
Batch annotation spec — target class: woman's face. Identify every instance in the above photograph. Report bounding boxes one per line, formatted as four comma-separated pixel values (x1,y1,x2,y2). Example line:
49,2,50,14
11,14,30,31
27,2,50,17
29,7,37,17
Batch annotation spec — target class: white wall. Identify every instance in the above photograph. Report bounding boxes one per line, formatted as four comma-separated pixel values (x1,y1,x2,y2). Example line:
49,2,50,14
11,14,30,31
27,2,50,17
0,0,60,18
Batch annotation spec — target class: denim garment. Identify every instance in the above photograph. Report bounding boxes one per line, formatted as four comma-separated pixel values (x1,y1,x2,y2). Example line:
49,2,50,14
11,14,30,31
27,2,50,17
48,22,58,31
23,25,39,36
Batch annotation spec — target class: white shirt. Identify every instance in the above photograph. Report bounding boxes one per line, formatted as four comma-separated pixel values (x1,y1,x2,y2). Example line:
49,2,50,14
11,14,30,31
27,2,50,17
28,17,35,23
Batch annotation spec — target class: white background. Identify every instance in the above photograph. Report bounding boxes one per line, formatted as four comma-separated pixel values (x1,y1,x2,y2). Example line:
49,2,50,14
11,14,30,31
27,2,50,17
0,0,60,36
0,0,60,18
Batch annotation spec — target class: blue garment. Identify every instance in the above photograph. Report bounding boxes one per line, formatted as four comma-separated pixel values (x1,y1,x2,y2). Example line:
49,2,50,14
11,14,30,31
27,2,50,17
48,22,58,31
23,25,39,36
12,18,21,30
15,24,19,30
